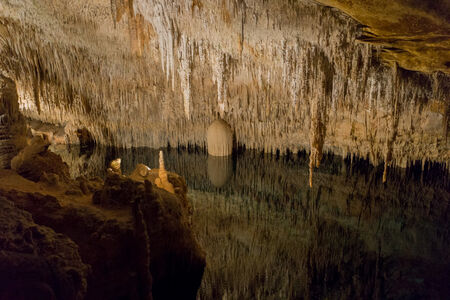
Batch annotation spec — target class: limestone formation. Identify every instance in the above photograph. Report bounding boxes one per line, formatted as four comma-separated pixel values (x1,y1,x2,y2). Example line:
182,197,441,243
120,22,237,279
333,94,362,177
207,119,233,157
1,149,205,299
0,0,447,170
130,163,152,181
109,158,122,174
0,196,89,300
76,127,95,148
10,135,72,183
155,151,175,194
11,136,50,170
315,0,450,73
0,75,26,168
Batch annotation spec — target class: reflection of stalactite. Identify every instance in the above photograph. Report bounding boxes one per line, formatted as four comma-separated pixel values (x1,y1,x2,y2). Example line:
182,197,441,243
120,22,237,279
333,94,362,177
132,196,153,300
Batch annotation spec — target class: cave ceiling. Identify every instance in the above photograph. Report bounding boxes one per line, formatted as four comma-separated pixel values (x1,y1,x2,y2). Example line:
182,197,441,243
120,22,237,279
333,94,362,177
0,0,448,167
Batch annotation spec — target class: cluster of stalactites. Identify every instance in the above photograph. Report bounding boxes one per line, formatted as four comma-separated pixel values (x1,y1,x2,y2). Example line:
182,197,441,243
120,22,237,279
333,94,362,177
0,0,448,172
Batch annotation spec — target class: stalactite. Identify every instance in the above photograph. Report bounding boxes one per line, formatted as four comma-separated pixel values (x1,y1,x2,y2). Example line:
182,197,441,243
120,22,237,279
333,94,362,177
0,0,447,170
211,51,232,118
178,35,193,119
308,52,333,188
383,64,401,183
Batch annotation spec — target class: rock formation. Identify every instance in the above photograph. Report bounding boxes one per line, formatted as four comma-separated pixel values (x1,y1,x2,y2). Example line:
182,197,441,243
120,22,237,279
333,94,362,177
1,147,205,299
109,157,122,175
207,119,233,156
0,75,26,168
0,195,89,300
130,163,152,179
154,151,175,194
0,0,448,296
0,0,447,170
11,135,72,183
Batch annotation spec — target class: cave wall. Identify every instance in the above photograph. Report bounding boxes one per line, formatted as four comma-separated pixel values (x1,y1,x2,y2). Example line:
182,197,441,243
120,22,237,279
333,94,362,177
0,0,448,167
0,74,26,168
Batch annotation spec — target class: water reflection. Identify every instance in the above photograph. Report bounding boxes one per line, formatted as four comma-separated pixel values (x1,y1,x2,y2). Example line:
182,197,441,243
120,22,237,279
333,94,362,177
207,156,233,187
54,145,450,299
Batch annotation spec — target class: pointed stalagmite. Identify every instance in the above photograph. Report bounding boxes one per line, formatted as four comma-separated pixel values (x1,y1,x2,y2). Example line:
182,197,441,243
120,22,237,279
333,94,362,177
155,150,175,194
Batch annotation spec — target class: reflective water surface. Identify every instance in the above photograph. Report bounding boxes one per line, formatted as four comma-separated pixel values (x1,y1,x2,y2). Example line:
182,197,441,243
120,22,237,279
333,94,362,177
53,145,450,299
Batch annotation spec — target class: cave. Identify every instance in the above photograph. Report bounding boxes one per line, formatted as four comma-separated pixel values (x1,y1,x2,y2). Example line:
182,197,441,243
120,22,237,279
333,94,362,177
0,0,449,299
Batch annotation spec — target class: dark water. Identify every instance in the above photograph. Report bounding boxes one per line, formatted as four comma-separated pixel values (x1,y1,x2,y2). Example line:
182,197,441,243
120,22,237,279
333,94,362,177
53,145,450,299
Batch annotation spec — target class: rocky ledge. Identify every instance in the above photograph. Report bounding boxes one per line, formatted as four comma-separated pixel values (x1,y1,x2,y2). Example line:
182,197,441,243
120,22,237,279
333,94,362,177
0,138,205,300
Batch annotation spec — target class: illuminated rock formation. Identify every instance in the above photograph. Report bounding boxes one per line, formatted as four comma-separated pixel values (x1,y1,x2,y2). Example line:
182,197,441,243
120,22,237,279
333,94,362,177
109,158,122,174
207,119,233,156
155,150,175,194
130,163,152,181
0,1,448,173
1,149,205,299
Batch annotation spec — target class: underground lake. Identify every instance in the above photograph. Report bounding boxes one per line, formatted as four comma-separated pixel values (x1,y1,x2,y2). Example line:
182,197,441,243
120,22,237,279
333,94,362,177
50,144,450,299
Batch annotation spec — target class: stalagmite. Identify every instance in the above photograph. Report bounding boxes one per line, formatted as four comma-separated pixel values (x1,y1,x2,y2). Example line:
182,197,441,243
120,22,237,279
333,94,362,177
109,158,122,175
155,150,175,194
129,163,152,182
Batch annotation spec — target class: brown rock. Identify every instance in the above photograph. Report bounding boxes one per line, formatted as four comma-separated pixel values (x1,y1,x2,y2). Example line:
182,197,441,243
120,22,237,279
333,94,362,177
0,196,89,300
11,136,71,182
1,166,205,300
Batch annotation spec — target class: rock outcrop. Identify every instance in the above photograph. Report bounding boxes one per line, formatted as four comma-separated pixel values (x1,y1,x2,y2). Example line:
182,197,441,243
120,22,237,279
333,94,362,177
0,75,26,169
0,148,205,299
11,136,72,183
0,196,89,300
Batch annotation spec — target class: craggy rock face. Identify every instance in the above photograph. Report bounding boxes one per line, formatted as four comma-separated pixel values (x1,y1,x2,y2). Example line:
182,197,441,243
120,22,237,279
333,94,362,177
0,75,26,168
11,136,72,183
0,196,89,300
0,1,448,169
316,0,450,73
94,171,204,300
1,145,205,300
